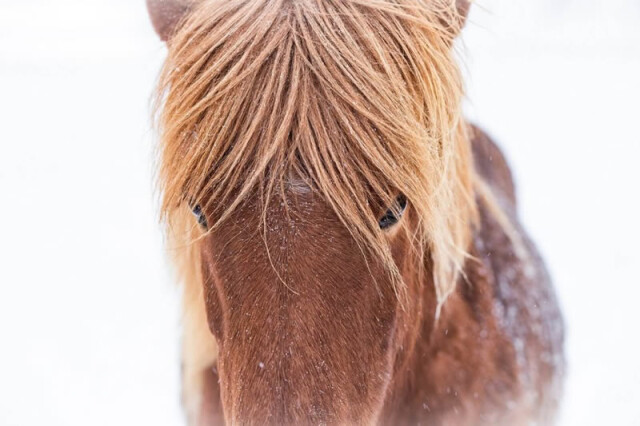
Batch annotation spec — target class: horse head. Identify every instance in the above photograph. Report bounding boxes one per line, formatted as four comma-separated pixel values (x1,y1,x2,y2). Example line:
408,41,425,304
147,1,486,424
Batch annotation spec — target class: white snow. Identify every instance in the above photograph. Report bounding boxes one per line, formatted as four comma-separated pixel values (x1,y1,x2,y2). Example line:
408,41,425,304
0,1,638,425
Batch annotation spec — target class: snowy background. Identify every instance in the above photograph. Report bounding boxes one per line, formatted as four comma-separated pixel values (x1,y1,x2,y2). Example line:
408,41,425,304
0,1,638,425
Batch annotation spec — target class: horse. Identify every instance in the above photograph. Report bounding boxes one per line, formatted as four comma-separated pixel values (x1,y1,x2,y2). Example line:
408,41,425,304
146,0,565,424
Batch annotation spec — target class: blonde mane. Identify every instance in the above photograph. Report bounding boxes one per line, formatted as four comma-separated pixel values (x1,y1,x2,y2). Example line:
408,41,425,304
154,0,478,306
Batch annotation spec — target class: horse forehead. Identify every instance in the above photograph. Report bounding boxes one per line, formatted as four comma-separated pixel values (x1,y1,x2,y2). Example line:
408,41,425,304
286,176,312,195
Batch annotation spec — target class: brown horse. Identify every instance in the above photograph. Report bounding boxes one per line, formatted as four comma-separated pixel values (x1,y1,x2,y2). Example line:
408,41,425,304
147,0,565,424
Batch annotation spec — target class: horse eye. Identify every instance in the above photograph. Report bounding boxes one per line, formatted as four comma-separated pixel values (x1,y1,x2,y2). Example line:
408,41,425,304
191,204,208,228
379,195,408,230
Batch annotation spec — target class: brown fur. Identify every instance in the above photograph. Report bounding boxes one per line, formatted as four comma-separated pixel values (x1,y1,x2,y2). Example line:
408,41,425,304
147,1,565,424
178,129,565,425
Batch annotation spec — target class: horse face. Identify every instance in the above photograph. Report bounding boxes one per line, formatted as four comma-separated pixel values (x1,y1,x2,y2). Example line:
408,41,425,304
195,186,419,424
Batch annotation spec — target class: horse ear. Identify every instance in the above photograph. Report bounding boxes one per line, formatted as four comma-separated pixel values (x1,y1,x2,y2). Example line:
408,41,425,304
453,0,473,35
146,0,193,42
